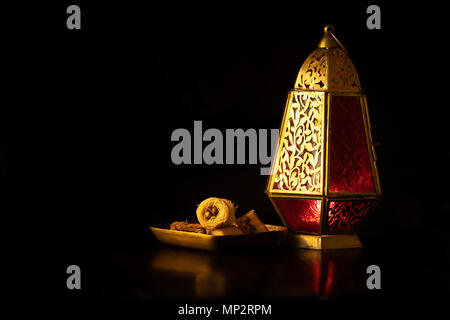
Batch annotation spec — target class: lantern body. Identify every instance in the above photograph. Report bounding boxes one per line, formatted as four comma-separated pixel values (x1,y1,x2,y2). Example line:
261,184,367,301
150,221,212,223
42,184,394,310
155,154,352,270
266,28,381,249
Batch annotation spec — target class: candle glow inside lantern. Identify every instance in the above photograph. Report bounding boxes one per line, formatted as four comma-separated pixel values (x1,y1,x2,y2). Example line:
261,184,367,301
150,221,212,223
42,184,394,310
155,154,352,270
266,26,381,250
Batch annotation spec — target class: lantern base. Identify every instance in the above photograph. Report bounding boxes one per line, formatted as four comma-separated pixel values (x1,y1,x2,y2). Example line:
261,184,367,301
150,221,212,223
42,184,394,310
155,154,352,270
286,232,362,250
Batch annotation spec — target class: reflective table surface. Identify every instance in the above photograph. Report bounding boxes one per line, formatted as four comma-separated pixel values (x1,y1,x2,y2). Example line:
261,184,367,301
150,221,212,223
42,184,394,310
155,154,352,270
82,235,448,301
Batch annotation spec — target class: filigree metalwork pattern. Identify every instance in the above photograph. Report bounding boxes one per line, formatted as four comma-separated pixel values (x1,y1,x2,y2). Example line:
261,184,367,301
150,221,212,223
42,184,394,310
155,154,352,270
295,49,327,90
328,48,361,91
327,200,375,233
272,91,324,193
295,48,361,92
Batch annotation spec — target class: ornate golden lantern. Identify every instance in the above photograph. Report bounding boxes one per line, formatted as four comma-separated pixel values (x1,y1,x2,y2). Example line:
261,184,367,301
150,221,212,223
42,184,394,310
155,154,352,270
266,26,381,250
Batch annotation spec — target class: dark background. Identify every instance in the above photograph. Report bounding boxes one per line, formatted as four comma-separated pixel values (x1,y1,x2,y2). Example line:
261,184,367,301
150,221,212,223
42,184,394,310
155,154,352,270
3,1,449,301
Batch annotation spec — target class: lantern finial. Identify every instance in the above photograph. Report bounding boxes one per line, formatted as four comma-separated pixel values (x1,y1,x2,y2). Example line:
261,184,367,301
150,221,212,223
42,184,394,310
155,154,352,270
318,25,338,49
319,25,350,57
324,24,334,33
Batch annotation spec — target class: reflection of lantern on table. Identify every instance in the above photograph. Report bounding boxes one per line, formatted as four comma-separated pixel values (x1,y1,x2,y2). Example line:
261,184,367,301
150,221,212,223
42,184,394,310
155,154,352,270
266,26,381,250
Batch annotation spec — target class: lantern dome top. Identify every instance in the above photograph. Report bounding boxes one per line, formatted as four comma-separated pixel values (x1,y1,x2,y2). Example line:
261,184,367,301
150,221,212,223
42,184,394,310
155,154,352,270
294,25,362,92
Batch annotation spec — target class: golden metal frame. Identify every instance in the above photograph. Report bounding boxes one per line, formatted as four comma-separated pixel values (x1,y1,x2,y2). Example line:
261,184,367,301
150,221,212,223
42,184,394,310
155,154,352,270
285,233,362,250
265,26,381,250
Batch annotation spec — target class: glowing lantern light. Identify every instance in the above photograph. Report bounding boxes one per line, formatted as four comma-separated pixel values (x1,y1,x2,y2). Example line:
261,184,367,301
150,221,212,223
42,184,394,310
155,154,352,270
266,25,381,249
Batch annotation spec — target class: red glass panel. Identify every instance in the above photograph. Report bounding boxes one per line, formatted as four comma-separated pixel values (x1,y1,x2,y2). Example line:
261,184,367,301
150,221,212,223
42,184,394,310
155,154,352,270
328,96,374,193
327,200,376,233
273,198,321,233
